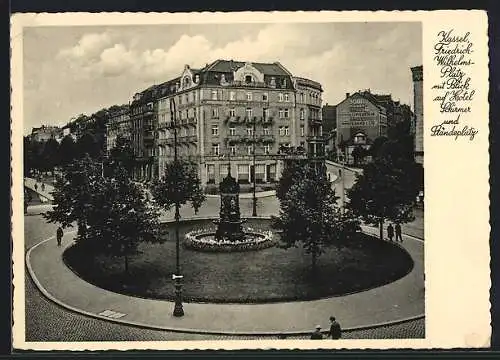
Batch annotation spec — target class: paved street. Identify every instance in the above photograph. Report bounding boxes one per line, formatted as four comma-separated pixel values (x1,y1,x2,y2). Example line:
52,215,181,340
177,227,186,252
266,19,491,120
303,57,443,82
23,173,424,341
24,211,424,341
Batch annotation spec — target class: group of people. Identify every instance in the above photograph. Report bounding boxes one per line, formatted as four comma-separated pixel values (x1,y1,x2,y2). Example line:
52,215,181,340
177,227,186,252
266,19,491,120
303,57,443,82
310,316,342,340
387,223,403,242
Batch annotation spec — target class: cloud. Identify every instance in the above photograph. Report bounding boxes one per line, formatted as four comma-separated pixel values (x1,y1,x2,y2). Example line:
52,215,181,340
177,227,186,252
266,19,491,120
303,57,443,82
58,32,114,61
55,23,421,106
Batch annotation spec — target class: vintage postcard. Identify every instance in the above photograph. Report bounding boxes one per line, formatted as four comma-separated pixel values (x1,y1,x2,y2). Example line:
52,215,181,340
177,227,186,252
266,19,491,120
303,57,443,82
11,10,490,350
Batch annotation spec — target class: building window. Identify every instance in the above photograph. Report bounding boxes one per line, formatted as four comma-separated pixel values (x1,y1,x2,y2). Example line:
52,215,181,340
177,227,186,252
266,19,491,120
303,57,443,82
284,109,289,118
246,108,253,119
300,125,305,137
212,125,219,136
285,126,289,136
229,108,236,117
229,127,236,136
212,144,219,155
230,91,236,101
263,108,269,119
263,126,270,135
211,90,218,100
264,145,271,154
279,109,284,118
278,93,284,102
246,127,254,136
230,145,236,156
284,93,289,102
182,128,188,137
212,107,219,118
247,146,253,155
300,93,304,103
262,93,268,102
279,126,285,136
191,127,196,136
247,92,253,101
300,108,305,120
245,75,253,83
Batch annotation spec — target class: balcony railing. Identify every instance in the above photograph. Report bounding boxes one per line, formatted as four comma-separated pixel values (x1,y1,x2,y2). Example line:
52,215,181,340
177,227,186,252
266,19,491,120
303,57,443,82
306,135,324,142
308,117,322,125
225,116,274,125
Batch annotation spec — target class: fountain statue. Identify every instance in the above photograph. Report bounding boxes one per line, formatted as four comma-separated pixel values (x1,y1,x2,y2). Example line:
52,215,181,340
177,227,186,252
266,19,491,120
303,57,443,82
213,169,246,242
183,165,274,252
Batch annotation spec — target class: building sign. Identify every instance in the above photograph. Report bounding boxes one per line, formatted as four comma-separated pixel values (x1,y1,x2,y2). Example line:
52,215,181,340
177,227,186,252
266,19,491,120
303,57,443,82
338,97,379,128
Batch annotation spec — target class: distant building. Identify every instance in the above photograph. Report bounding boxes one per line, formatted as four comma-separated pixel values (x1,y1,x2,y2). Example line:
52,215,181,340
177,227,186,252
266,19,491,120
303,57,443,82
321,104,337,134
106,105,131,155
411,65,423,165
335,91,388,163
335,90,414,164
30,125,60,142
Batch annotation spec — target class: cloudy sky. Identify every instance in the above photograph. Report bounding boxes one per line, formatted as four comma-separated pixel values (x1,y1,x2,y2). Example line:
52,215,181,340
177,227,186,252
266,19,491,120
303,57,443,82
23,22,421,134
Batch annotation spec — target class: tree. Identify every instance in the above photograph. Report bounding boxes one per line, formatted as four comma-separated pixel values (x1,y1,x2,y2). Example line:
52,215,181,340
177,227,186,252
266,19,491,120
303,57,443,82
276,158,308,202
273,163,360,272
108,136,135,176
151,160,206,214
84,165,162,274
369,136,389,159
41,138,60,175
347,157,420,240
351,145,367,167
44,153,103,241
77,133,100,159
58,135,77,168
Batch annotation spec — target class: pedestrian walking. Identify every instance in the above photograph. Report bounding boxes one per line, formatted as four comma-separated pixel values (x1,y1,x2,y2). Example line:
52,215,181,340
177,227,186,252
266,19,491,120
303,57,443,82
387,223,394,241
328,316,342,339
41,183,45,192
56,226,63,247
310,325,323,340
34,183,38,192
395,223,403,242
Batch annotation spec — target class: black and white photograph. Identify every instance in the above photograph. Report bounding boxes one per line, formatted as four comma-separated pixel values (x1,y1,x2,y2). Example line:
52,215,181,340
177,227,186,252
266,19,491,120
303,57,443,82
12,11,490,350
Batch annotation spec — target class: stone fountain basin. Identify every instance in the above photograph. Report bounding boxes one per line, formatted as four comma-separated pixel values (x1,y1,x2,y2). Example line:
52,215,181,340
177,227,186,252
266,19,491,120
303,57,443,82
184,230,275,253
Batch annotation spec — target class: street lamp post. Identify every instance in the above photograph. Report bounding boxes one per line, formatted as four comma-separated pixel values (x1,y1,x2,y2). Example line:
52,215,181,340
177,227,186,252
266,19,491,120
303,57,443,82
252,116,257,217
170,97,184,317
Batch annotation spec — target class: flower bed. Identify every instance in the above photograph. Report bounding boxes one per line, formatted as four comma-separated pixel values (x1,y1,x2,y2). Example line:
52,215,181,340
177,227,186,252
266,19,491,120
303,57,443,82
184,227,275,252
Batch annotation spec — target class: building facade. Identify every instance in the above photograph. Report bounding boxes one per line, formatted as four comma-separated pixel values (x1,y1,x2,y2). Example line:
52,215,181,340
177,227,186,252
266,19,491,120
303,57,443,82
30,125,61,143
411,65,424,165
336,91,388,162
130,88,157,180
155,60,323,187
106,105,131,155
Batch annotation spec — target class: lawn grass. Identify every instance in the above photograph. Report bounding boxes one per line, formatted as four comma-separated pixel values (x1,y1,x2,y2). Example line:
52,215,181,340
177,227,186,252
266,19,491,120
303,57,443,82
64,218,414,304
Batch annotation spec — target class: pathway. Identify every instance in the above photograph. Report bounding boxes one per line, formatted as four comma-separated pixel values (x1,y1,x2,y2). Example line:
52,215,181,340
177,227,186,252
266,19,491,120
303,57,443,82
27,226,424,335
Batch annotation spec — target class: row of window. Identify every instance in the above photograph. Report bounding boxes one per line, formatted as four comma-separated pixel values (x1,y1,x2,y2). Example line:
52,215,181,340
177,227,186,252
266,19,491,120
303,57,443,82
211,144,273,156
206,163,277,184
298,91,322,105
157,106,316,123
210,125,303,136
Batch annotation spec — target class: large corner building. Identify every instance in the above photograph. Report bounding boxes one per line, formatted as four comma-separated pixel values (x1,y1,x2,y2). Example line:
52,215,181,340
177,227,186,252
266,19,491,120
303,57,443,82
131,60,324,186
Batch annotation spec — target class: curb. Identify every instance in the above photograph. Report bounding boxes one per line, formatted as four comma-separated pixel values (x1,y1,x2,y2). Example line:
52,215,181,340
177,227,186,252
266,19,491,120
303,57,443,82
26,229,424,336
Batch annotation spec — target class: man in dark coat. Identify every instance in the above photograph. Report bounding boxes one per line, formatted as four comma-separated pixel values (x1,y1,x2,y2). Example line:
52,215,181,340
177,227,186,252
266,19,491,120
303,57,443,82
56,226,63,247
310,325,323,339
395,223,403,242
329,316,342,339
387,223,394,241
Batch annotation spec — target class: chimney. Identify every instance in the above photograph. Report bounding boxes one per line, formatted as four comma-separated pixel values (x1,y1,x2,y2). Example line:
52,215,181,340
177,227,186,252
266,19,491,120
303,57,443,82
345,93,350,99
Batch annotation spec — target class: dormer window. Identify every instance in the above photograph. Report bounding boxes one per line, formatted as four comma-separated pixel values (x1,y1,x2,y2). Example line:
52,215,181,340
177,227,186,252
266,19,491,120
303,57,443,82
270,77,276,88
245,75,253,84
183,77,191,88
194,74,200,83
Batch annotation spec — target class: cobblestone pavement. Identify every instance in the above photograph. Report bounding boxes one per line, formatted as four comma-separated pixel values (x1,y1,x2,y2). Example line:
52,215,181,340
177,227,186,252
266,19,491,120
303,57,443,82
24,211,424,342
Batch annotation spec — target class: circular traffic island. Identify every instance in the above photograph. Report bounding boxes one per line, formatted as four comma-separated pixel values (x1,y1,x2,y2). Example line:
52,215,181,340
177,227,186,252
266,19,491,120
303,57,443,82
63,218,414,304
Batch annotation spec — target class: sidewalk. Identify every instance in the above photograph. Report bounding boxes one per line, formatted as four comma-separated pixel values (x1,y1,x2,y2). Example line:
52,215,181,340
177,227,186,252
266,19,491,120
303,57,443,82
27,226,424,335
25,177,54,202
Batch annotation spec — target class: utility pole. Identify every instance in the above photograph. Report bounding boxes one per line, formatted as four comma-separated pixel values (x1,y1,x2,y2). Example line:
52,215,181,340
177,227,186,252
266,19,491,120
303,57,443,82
170,97,184,317
252,115,257,217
